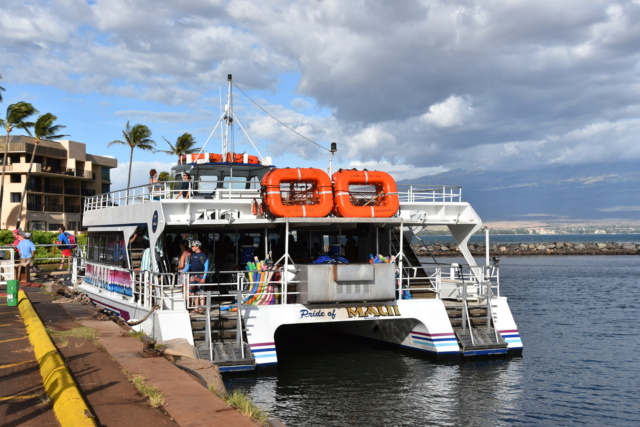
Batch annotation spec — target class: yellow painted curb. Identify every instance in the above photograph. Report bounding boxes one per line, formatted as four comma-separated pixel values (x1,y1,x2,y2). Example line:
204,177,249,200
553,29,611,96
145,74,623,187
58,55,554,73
18,290,97,427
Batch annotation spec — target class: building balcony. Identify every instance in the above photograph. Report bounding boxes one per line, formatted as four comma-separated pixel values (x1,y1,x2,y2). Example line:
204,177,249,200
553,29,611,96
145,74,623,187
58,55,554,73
44,204,63,213
64,205,82,214
44,186,64,194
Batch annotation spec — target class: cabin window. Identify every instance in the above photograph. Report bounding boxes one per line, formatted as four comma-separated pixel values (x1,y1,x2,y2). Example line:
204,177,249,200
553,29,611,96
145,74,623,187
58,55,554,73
223,175,247,189
87,232,126,265
248,176,260,190
196,175,218,194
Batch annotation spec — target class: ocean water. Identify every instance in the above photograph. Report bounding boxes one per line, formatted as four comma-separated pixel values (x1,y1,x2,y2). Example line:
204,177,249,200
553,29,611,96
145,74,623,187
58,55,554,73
224,255,640,426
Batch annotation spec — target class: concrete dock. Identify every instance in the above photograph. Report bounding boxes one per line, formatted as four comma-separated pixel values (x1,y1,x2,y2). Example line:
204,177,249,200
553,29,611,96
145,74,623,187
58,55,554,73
1,280,262,426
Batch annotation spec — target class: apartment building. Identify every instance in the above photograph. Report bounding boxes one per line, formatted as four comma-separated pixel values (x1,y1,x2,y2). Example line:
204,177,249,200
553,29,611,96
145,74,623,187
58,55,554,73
0,135,117,231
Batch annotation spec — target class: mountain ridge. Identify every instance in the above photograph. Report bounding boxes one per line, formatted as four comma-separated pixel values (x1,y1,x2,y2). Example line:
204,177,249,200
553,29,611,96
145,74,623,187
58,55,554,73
400,162,640,222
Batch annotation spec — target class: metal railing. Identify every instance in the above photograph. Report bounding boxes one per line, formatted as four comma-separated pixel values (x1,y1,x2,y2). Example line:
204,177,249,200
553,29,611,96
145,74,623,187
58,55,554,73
1,243,80,284
83,179,263,211
84,180,467,213
396,184,462,203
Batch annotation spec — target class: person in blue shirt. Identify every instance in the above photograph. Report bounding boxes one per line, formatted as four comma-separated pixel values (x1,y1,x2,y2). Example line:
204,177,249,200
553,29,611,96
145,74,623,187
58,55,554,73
189,240,208,313
17,232,37,274
57,226,72,270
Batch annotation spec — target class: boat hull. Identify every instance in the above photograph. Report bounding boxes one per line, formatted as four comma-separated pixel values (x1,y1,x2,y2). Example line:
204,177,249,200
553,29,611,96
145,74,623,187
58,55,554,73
78,282,194,344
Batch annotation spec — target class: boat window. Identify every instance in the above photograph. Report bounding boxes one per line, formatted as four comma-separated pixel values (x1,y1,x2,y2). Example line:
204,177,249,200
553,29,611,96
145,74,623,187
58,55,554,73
248,176,260,190
197,176,218,194
87,232,126,266
223,175,247,189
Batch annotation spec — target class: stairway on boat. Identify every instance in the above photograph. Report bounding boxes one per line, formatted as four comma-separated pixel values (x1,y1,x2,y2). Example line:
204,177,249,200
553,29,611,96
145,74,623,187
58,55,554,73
390,228,436,299
130,247,144,269
190,305,255,371
445,302,509,356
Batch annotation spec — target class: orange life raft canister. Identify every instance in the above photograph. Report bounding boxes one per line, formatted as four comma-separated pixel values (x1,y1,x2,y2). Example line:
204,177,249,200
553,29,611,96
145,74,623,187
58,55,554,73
332,169,399,218
262,168,333,217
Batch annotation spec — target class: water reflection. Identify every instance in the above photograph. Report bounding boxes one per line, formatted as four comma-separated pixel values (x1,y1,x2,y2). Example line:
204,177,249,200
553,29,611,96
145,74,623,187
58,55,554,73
226,330,526,426
225,256,640,426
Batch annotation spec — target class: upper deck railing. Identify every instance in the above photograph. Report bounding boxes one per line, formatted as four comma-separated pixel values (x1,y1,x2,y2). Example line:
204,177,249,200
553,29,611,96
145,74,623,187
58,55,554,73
84,179,463,213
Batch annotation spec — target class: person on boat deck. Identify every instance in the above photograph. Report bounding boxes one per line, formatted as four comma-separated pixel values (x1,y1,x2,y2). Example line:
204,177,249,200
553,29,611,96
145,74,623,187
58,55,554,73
57,226,72,270
177,240,191,286
129,226,149,248
345,235,358,262
189,240,208,313
148,168,161,200
176,172,192,199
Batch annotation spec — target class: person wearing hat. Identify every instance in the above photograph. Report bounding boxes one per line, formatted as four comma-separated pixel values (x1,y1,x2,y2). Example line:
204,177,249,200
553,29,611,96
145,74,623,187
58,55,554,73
17,232,36,276
11,229,23,261
188,240,208,313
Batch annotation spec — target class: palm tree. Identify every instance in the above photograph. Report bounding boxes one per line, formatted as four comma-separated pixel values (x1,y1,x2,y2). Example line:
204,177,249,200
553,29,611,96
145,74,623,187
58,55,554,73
0,73,5,102
15,113,67,229
108,121,156,196
161,132,200,163
0,102,38,227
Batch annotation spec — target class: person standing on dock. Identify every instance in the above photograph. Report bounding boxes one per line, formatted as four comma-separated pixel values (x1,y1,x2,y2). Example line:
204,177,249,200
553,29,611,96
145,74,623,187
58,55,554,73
57,227,72,271
17,232,36,275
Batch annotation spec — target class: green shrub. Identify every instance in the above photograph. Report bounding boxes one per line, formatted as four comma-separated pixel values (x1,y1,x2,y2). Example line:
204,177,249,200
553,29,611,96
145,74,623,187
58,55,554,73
1,229,85,265
0,230,14,246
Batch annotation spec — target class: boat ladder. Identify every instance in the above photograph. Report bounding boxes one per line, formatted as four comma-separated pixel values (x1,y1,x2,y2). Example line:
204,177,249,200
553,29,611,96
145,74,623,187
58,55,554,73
191,291,255,371
446,295,508,357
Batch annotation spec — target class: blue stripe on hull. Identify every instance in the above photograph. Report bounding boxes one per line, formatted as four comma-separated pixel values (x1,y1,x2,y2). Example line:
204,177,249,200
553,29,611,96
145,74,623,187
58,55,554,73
218,365,256,372
463,348,508,356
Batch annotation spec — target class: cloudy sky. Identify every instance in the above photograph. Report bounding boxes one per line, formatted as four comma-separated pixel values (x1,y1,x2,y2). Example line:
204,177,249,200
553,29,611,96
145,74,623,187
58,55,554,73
2,0,639,190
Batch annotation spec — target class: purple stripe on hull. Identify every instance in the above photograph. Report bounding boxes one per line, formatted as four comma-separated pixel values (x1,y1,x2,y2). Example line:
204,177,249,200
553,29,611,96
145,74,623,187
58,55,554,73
88,297,131,321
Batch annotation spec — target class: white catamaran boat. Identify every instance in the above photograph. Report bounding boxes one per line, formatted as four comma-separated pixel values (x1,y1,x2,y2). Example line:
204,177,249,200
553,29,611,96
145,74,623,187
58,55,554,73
77,75,523,372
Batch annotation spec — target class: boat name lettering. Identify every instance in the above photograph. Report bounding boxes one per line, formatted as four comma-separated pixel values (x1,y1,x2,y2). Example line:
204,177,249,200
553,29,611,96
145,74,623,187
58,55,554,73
299,309,336,320
346,305,401,318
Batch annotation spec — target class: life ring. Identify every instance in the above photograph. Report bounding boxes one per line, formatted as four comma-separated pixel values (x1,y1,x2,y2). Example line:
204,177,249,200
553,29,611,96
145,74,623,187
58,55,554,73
332,169,399,217
188,153,207,163
224,152,260,164
262,168,333,217
246,155,260,164
225,152,246,163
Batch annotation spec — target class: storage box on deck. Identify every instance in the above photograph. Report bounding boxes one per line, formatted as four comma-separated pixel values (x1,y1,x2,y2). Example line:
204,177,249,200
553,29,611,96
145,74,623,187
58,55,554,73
297,263,395,304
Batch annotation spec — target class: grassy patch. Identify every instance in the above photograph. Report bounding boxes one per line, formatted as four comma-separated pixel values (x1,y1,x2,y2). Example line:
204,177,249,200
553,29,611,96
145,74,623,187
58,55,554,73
48,326,97,340
128,330,146,341
124,371,166,408
211,387,269,426
47,326,98,349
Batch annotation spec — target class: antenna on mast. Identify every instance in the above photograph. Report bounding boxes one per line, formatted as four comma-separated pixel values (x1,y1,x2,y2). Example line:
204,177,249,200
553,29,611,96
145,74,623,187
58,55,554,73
223,74,234,156
328,142,337,175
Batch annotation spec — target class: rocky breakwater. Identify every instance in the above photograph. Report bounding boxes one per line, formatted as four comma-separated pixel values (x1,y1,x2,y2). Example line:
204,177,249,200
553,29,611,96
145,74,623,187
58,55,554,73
415,241,640,256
